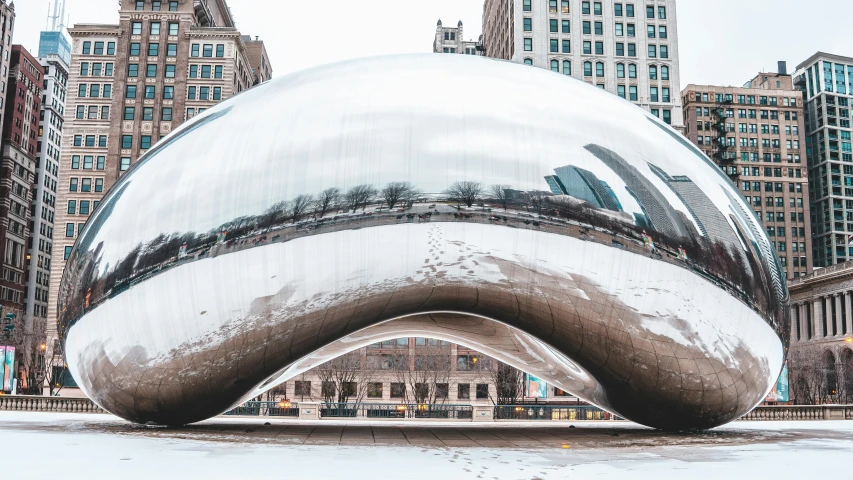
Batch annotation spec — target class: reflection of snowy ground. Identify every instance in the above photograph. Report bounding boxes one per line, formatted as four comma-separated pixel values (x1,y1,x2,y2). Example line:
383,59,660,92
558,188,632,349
2,412,851,479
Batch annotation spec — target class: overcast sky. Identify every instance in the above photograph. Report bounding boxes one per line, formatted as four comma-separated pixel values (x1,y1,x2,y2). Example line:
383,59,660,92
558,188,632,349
12,0,853,88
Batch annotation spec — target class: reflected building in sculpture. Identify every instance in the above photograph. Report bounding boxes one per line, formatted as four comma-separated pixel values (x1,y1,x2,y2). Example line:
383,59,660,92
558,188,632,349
58,55,787,431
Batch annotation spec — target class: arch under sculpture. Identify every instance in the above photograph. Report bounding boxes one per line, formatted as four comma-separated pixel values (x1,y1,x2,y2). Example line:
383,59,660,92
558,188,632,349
59,54,788,430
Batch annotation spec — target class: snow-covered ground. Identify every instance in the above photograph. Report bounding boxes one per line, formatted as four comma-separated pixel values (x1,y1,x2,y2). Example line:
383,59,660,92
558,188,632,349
2,412,851,479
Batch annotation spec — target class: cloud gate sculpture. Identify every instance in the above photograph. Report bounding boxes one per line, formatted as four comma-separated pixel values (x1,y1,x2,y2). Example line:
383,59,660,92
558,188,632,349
59,54,788,430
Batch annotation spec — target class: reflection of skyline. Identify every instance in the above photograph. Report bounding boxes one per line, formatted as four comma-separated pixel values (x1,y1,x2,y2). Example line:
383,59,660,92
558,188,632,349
584,145,688,239
647,163,742,251
546,166,623,212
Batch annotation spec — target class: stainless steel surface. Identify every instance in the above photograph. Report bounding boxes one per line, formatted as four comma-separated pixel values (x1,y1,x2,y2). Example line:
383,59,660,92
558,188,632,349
59,54,788,430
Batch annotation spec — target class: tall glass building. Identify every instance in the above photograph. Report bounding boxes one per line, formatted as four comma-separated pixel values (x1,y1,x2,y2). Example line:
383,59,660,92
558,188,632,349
38,31,71,66
796,52,853,267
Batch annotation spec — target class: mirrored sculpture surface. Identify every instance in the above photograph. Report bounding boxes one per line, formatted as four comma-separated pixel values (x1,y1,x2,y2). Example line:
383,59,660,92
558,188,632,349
59,54,788,430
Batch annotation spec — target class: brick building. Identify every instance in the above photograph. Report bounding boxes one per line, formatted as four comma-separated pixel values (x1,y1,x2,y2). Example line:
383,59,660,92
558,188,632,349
681,65,812,280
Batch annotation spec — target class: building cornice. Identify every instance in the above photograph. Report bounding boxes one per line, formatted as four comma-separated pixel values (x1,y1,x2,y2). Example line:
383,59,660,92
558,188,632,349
68,24,122,37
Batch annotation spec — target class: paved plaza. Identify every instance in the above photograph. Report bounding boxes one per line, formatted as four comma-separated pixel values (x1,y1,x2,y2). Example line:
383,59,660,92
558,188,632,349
2,412,852,479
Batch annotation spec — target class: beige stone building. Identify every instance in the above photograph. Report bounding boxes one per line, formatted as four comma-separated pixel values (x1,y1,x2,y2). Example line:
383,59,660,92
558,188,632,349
788,263,853,403
46,0,272,386
681,66,813,280
433,20,483,55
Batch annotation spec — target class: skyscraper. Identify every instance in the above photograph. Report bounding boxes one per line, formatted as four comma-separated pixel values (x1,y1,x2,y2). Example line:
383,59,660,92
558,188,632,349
481,0,682,127
548,165,622,211
46,0,273,372
795,53,853,268
0,1,15,137
682,64,812,279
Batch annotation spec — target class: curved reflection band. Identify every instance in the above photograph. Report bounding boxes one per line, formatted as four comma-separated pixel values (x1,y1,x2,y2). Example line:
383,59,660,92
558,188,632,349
59,54,788,430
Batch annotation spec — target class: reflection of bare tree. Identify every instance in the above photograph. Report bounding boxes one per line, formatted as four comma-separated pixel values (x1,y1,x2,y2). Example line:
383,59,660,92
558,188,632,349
381,182,420,210
289,194,315,223
490,184,511,211
527,191,550,216
478,361,523,405
316,187,341,218
445,181,483,207
345,185,378,212
391,341,453,404
315,351,371,404
260,201,288,231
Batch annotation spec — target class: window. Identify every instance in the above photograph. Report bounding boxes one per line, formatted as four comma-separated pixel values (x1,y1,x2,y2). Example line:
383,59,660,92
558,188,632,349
551,60,559,73
162,107,173,121
200,87,210,100
662,87,670,103
91,63,102,76
85,135,96,147
214,65,223,78
476,384,489,399
660,45,668,59
201,65,211,78
213,87,222,101
628,63,637,78
582,1,590,14
64,246,73,260
169,1,178,11
595,62,604,77
146,64,157,77
83,156,93,169
190,65,198,78
143,107,154,121
594,21,603,35
523,58,532,66
191,44,200,57
103,84,112,98
647,25,655,38
650,87,659,102
627,24,635,36
128,64,138,77
646,5,654,18
659,26,667,39
584,61,592,76
615,3,623,16
150,22,161,35
663,109,671,124
81,179,92,193
121,135,133,149
71,156,80,169
120,157,131,171
594,1,602,14
91,84,101,98
165,65,176,78
562,60,571,75
550,0,558,13
616,23,623,36
99,136,108,147
80,62,89,76
618,85,626,98
628,43,636,56
367,382,383,399
649,65,657,79
145,85,156,99
202,44,213,57
148,43,159,56
135,1,144,10
616,43,624,56
69,179,78,192
524,38,532,51
141,136,152,150
458,384,470,400
550,19,558,33
73,135,82,146
216,44,224,57
67,200,76,215
65,223,75,237
107,42,115,55
153,1,161,10
78,84,87,97
94,41,104,55
82,41,91,54
168,22,179,36
391,383,406,398
617,63,625,78
626,4,634,17
80,201,90,215
595,41,604,55
648,44,657,58
550,39,558,53
126,84,137,99
187,86,196,100
97,157,105,170
629,86,638,101
166,43,177,57
583,41,591,54
163,86,174,99
561,0,569,13
661,65,669,80
562,19,570,33
658,6,666,18
583,21,591,35
131,22,142,35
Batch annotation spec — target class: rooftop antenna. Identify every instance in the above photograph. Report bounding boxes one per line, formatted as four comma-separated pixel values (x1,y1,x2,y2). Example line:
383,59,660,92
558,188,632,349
46,0,66,32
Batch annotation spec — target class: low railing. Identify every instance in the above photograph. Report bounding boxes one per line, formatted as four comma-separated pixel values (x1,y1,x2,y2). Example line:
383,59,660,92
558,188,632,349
494,404,620,421
739,404,853,421
0,395,104,414
223,401,299,417
320,403,473,420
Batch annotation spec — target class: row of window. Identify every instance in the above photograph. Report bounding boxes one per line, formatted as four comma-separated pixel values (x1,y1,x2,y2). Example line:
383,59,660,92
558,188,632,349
187,86,223,101
74,105,110,120
130,42,179,57
536,0,668,19
72,135,108,148
134,0,179,11
81,41,116,56
77,83,112,98
693,92,799,107
127,63,178,78
737,167,804,177
124,106,174,122
79,62,114,77
697,121,800,136
70,155,106,170
703,137,801,150
66,199,98,216
530,37,670,60
68,178,105,193
189,64,224,79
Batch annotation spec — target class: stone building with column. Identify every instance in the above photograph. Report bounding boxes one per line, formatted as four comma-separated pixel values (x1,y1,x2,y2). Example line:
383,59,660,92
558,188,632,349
788,262,853,403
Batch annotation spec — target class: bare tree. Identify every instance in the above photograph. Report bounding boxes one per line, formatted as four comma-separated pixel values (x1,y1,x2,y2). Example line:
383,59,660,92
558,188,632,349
482,361,524,405
314,350,372,404
381,182,420,210
391,340,453,404
490,184,511,211
259,200,288,231
289,194,315,223
344,185,378,212
445,181,483,208
315,187,341,218
2,306,48,395
527,191,551,216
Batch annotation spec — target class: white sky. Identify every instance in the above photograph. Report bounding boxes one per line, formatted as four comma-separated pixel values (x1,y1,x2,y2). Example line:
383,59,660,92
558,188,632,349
11,0,853,88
